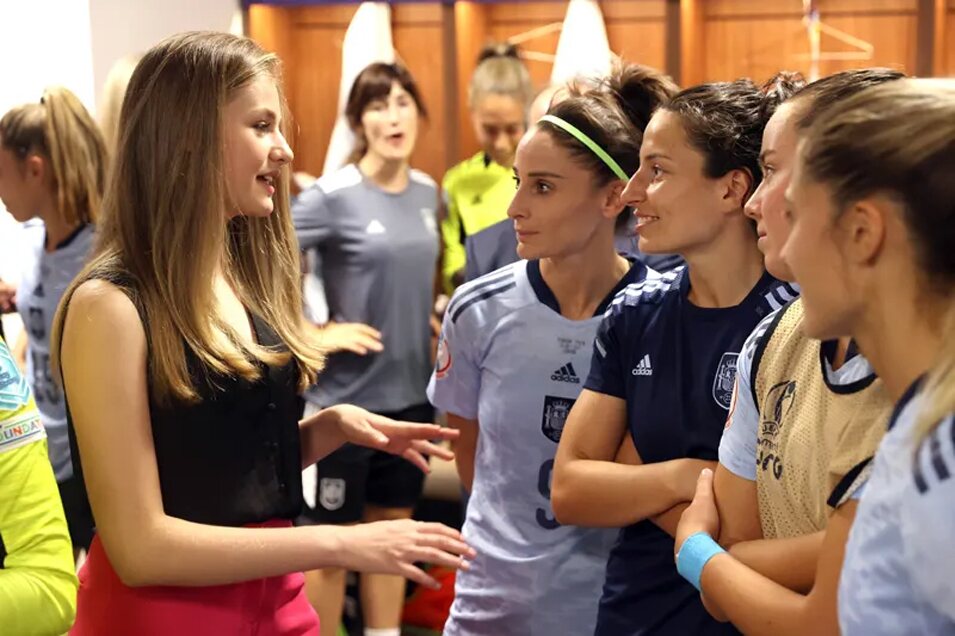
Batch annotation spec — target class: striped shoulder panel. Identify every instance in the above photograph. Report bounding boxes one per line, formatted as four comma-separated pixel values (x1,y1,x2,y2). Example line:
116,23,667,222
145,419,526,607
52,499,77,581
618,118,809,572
409,169,438,189
762,281,801,313
913,415,955,495
748,303,791,414
607,267,682,314
447,263,520,324
742,307,783,367
316,164,362,194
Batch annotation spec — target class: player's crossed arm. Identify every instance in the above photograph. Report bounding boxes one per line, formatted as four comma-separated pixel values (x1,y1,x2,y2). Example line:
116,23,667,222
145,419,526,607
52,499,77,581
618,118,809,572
551,389,714,528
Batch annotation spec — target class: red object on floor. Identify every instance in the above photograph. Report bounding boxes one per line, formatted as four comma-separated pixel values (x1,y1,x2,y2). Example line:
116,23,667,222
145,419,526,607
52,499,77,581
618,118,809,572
402,567,457,630
70,520,320,636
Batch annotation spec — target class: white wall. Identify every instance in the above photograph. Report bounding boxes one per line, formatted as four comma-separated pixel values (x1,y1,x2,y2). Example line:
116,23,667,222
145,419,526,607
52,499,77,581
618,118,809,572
88,0,243,109
0,0,243,341
0,0,99,341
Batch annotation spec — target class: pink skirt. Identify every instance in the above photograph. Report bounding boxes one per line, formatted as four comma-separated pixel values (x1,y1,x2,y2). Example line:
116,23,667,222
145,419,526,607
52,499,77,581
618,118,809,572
70,520,320,636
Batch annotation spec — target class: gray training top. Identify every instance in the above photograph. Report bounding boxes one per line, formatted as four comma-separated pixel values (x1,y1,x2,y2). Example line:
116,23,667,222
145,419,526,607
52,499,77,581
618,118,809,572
17,221,94,482
293,164,440,413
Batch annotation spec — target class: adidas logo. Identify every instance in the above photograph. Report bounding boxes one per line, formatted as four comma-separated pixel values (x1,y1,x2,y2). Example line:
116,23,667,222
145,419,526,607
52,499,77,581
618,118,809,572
631,354,653,376
365,219,386,235
551,362,580,384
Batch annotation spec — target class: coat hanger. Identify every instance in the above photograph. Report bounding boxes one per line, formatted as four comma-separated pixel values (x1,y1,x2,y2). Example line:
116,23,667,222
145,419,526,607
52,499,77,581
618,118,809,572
739,0,874,81
507,21,561,64
797,0,874,80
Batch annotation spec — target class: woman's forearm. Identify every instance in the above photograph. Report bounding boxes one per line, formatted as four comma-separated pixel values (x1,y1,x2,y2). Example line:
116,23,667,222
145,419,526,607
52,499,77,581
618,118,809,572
104,517,346,588
698,553,835,636
299,409,346,468
552,459,691,527
729,532,824,593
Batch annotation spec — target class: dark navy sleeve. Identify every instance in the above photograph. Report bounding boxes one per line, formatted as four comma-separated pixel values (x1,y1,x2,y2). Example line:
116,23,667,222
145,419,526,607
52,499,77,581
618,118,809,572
584,300,628,399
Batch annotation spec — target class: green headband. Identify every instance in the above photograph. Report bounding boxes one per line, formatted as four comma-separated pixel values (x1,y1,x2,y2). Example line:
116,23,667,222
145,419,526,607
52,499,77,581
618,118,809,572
538,114,630,181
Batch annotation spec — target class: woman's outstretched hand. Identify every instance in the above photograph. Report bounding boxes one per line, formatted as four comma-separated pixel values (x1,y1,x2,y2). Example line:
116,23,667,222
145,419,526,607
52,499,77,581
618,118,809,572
339,520,476,589
323,404,458,472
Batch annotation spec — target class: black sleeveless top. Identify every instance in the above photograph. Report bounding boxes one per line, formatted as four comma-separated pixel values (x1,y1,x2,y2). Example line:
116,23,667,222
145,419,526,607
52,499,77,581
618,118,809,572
65,278,305,527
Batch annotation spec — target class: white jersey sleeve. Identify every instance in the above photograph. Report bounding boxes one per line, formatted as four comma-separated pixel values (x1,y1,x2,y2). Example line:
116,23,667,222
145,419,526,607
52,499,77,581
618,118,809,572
900,415,955,622
427,288,484,421
718,309,779,481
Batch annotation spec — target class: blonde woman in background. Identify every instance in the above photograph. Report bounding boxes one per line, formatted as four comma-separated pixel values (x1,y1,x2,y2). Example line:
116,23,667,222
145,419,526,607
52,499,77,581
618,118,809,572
0,87,107,558
52,32,471,634
440,42,533,292
97,54,141,155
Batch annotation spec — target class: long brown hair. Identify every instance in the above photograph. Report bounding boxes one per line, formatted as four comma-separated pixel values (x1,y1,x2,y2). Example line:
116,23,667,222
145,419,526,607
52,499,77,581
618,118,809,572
0,86,107,225
52,31,324,405
799,78,955,442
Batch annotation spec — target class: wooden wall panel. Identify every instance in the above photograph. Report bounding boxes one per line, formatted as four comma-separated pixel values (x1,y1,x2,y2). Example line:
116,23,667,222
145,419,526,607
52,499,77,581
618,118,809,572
680,0,706,86
455,2,490,166
284,7,356,178
706,0,916,16
247,5,299,150
701,0,917,82
947,1,955,74
479,1,666,91
255,5,449,181
392,4,450,181
451,0,666,162
248,0,932,187
486,2,565,90
251,1,668,181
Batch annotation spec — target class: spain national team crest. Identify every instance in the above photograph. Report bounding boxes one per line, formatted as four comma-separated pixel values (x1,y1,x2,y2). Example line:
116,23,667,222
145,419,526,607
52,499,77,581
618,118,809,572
712,352,739,410
435,334,452,379
319,478,346,511
541,395,575,443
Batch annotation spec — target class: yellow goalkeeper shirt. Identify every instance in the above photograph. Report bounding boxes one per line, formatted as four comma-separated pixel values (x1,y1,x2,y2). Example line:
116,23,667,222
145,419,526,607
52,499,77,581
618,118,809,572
440,152,515,293
0,336,77,634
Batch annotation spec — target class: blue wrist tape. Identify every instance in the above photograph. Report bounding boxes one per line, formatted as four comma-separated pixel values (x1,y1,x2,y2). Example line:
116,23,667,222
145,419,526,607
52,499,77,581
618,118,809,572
676,532,725,591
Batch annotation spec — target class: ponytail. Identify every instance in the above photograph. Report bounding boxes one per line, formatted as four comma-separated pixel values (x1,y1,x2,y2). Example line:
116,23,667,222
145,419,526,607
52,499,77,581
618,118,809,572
0,87,108,226
469,42,534,110
41,87,108,225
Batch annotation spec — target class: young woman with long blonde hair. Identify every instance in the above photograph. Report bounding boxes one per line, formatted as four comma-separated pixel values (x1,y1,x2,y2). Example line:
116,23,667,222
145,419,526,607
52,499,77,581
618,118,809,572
52,32,472,634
